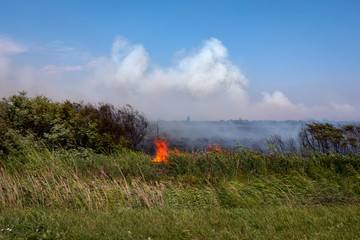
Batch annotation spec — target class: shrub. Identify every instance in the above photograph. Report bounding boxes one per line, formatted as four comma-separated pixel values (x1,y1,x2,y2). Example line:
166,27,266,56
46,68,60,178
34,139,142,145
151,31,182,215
0,92,151,156
298,122,360,154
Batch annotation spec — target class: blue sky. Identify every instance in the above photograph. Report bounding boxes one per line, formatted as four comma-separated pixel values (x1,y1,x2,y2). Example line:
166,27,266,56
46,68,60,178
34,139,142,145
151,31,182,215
0,0,359,120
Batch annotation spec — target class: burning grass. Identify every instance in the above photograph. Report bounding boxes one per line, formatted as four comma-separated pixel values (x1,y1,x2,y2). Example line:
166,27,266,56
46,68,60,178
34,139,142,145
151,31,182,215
152,139,169,163
0,145,359,238
0,145,359,210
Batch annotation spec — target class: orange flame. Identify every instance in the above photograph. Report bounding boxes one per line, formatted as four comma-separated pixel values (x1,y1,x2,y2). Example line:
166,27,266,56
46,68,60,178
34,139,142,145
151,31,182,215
152,139,169,163
208,144,221,151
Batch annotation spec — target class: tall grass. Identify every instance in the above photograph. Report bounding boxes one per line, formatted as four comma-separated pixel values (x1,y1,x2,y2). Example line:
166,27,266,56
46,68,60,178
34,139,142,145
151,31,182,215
167,148,360,181
1,206,359,239
0,146,359,210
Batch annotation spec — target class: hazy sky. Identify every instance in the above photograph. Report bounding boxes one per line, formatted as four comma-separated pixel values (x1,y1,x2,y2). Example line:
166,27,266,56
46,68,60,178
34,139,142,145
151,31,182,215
0,0,359,120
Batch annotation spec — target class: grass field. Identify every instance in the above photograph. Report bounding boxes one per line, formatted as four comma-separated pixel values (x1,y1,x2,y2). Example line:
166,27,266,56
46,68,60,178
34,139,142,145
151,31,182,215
0,206,359,239
0,146,359,239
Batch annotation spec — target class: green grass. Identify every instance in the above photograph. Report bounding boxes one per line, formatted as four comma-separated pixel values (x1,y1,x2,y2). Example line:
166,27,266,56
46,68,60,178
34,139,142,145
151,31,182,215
0,146,359,238
0,206,359,239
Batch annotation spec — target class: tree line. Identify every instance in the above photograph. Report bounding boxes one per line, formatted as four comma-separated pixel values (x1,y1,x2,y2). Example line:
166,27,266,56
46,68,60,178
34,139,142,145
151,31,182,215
0,92,359,156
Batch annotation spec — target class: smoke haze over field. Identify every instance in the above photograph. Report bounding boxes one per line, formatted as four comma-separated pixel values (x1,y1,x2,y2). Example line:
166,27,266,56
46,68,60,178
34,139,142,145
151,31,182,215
1,1,360,121
0,34,359,121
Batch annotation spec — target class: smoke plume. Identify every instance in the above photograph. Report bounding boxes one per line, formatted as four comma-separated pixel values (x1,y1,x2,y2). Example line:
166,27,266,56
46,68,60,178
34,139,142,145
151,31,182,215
0,35,359,121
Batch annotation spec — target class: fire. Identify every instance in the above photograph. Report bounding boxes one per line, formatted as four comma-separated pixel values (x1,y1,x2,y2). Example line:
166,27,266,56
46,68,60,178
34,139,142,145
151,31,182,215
152,139,187,163
152,139,169,163
208,143,221,151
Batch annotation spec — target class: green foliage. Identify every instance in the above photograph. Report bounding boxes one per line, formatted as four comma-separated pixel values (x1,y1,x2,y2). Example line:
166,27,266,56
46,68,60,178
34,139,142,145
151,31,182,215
299,122,360,154
0,206,359,239
165,147,360,183
0,146,359,211
165,186,219,209
0,92,151,156
1,92,359,239
0,147,359,239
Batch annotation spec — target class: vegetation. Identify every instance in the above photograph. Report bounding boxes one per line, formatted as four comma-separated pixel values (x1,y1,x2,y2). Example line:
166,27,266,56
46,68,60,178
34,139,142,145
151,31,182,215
266,122,360,155
0,146,359,210
1,206,359,239
0,93,359,239
298,122,360,154
0,92,151,155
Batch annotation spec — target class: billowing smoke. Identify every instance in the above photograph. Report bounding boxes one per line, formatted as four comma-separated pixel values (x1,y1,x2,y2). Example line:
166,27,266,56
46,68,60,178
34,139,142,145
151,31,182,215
0,34,359,121
83,36,252,120
149,37,248,98
102,36,248,97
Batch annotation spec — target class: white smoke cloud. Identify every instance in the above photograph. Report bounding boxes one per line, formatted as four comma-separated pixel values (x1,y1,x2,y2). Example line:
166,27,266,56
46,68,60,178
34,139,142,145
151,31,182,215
154,37,248,97
0,34,359,121
246,90,359,121
262,91,294,108
109,36,150,87
91,37,248,101
84,36,251,120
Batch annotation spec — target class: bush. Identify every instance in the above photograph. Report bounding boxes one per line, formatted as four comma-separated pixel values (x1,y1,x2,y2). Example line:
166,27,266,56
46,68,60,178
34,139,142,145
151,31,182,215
0,92,151,156
298,122,360,154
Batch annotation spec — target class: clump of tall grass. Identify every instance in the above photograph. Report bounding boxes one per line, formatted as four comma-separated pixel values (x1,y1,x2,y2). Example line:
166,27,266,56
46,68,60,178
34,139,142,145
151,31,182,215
2,145,159,180
166,147,360,182
0,146,166,209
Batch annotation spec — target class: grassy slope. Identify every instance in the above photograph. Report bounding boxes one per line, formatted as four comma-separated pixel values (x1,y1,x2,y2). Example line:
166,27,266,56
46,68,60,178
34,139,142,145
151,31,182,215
0,147,359,239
